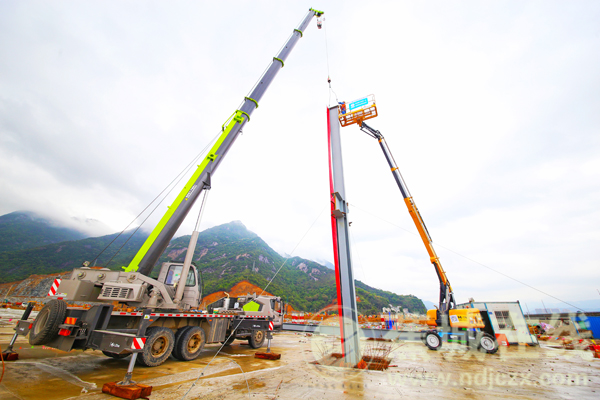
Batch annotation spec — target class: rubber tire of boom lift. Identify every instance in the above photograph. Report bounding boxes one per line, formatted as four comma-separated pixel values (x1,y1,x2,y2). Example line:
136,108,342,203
425,331,442,351
477,332,499,354
102,350,131,359
135,327,175,367
248,330,266,349
29,299,67,345
171,326,192,360
173,326,206,361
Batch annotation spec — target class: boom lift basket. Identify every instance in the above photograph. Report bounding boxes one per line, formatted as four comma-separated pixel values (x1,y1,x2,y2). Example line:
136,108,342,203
338,94,378,127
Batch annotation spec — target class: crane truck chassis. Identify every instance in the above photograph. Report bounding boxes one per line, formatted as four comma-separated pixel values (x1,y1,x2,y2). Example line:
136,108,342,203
14,262,285,367
8,7,324,376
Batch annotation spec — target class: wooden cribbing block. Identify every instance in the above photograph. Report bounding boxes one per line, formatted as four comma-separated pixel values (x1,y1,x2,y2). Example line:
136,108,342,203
254,352,281,360
1,352,19,361
102,382,152,400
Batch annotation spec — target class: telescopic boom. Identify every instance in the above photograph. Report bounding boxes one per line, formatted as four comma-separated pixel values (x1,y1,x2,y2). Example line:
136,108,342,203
127,8,324,275
358,121,456,315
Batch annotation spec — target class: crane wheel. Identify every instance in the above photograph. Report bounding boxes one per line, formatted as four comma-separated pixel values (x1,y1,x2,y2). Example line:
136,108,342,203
172,326,192,360
136,327,175,367
248,330,266,349
173,326,205,361
221,332,235,346
425,331,442,351
29,299,67,345
477,333,499,354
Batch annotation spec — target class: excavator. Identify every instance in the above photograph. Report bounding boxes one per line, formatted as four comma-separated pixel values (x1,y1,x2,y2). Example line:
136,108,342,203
338,95,498,354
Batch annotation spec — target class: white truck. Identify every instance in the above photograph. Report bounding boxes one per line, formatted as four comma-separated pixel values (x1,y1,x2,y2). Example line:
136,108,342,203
21,261,284,366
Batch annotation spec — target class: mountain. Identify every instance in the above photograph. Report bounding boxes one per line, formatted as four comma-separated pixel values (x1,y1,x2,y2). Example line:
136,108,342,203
156,221,342,312
0,218,426,313
0,211,87,253
0,228,148,283
354,281,426,315
422,300,436,311
314,258,335,270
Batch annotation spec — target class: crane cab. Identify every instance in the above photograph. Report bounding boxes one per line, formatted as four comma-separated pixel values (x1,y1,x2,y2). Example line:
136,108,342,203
157,262,202,309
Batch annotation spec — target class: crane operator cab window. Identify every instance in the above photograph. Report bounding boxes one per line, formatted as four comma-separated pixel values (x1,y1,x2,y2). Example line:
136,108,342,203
165,264,196,287
271,299,282,313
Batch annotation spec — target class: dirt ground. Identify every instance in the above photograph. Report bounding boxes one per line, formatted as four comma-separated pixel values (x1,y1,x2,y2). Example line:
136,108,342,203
1,308,599,400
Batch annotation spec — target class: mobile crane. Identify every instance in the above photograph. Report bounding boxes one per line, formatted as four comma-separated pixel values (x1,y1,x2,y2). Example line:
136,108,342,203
10,8,324,376
338,95,498,354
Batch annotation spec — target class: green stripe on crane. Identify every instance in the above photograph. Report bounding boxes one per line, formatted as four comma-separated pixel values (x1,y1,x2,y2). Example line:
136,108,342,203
125,111,246,272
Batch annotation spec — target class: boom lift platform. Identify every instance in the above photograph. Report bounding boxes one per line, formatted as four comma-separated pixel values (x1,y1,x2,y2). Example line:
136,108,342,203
337,94,377,127
337,95,498,354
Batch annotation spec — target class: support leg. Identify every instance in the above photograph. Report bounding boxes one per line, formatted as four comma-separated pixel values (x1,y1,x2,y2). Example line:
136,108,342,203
118,353,139,386
1,302,35,361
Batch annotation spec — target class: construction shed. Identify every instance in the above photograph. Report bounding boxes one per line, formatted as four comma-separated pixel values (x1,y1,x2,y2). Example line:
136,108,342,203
457,300,538,346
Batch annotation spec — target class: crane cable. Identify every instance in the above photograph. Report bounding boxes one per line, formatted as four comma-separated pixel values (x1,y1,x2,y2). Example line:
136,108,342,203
186,21,338,395
323,18,339,107
90,131,221,267
350,203,587,312
182,205,328,400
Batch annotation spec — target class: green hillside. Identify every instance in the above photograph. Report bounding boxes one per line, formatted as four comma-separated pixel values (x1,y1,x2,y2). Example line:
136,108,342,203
0,211,86,253
0,230,148,283
0,216,426,314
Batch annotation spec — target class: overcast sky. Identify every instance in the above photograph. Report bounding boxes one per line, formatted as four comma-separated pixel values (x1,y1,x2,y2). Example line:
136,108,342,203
1,1,599,311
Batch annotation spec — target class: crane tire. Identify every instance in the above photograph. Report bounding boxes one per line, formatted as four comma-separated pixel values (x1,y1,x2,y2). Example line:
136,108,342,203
221,332,235,346
29,299,67,345
136,327,175,367
425,331,442,351
248,330,266,349
172,326,193,360
173,326,205,361
477,333,499,354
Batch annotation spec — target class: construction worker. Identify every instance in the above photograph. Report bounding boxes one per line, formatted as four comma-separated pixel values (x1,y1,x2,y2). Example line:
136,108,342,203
339,101,347,115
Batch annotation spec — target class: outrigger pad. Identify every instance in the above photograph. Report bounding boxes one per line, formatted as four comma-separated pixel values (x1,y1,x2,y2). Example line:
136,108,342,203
102,382,152,400
254,351,281,360
0,351,19,361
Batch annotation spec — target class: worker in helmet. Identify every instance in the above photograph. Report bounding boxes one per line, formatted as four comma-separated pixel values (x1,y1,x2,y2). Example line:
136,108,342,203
339,101,347,115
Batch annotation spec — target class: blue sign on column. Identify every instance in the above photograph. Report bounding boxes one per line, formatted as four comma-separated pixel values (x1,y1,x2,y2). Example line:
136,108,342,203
349,97,368,111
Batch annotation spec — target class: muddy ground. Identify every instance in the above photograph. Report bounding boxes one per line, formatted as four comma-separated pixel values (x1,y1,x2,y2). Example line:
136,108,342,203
1,308,599,399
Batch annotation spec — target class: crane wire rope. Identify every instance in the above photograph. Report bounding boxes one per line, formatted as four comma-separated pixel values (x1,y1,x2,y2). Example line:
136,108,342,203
181,204,328,400
348,222,368,282
323,18,339,107
349,203,587,312
186,21,334,395
90,131,221,267
258,204,328,297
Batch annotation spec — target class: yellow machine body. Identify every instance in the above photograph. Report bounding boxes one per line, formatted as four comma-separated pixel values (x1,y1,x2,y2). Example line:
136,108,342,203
427,308,485,329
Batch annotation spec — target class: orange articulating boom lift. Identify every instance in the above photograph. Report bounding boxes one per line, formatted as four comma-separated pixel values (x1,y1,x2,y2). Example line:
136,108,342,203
338,95,498,353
